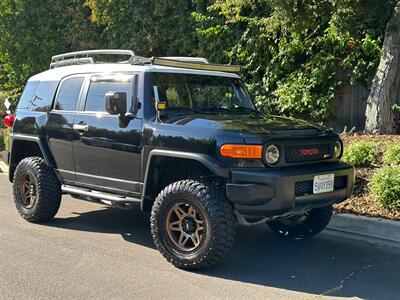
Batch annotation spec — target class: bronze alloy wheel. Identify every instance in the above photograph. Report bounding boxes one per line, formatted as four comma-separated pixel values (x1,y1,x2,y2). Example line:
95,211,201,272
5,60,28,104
151,180,236,269
13,157,62,223
18,172,38,209
166,202,206,252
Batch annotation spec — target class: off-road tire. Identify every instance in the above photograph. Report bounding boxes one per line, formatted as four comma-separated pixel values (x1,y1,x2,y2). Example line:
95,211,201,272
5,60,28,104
150,180,236,270
268,205,333,239
13,157,61,222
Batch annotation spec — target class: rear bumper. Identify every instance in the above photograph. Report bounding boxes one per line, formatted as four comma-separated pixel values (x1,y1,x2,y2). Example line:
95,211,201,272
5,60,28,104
226,162,354,217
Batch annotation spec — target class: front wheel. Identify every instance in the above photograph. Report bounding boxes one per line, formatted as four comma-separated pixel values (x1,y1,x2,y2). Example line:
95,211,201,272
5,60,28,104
150,180,236,270
267,206,333,239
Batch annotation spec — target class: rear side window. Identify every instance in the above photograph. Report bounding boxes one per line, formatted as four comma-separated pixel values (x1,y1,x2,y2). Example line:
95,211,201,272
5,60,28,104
85,81,132,112
55,77,84,111
17,81,40,110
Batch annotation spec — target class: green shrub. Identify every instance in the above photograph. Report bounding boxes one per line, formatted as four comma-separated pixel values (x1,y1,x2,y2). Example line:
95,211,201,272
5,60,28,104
369,166,400,209
342,141,378,167
383,144,400,166
0,131,4,152
0,128,10,151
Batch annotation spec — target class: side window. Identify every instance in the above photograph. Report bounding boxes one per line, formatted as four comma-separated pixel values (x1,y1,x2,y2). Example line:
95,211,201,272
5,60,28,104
55,77,84,111
85,81,132,112
17,81,40,110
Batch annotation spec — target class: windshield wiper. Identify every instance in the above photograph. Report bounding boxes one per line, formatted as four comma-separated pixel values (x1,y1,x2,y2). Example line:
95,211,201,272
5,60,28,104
167,107,203,114
203,106,258,115
229,106,259,114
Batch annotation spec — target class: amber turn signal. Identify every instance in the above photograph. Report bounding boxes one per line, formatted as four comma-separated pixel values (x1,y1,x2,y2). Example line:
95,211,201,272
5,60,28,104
220,144,263,159
157,102,167,110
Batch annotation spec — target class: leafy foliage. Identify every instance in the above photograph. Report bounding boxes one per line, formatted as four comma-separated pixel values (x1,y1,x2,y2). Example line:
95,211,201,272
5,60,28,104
383,144,400,166
369,166,400,209
0,0,395,123
85,0,203,57
342,141,378,166
0,0,102,102
193,0,394,120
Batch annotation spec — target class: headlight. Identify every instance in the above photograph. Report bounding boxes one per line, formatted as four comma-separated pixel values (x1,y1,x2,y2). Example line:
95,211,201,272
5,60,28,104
334,140,343,158
265,145,280,164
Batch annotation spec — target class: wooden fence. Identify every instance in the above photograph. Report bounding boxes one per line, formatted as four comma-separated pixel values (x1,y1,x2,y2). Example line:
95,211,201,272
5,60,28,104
329,83,369,132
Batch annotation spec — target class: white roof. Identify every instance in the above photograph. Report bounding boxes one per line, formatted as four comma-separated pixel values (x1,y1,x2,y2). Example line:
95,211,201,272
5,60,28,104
29,63,240,82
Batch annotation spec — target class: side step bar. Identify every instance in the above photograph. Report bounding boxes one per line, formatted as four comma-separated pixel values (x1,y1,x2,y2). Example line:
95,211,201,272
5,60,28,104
61,185,141,203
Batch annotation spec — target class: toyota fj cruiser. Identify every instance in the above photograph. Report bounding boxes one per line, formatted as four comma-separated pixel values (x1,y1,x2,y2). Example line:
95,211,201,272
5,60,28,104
3,49,354,270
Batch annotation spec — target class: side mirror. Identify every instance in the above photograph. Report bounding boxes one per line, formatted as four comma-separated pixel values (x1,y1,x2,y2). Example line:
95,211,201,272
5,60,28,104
105,91,127,115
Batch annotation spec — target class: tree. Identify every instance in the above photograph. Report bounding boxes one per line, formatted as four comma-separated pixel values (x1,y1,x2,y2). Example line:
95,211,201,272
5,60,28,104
85,0,204,57
194,0,393,121
0,0,101,98
365,1,400,134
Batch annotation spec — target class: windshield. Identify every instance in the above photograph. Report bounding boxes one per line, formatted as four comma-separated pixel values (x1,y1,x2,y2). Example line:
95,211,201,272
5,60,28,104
151,73,256,116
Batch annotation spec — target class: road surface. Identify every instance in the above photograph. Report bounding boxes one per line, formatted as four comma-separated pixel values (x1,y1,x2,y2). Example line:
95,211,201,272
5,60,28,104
0,172,399,299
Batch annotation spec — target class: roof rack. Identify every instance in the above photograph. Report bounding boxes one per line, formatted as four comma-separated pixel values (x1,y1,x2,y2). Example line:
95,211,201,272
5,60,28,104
50,49,135,69
50,49,241,73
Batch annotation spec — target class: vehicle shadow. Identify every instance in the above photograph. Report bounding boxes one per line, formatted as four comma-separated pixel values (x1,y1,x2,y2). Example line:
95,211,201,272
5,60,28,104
49,204,400,299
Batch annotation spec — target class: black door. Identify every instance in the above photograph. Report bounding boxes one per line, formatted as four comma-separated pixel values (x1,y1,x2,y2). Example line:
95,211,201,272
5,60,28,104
72,74,142,195
46,76,85,182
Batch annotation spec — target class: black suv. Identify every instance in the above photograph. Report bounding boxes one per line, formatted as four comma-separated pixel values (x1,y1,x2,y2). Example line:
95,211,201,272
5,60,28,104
4,49,354,270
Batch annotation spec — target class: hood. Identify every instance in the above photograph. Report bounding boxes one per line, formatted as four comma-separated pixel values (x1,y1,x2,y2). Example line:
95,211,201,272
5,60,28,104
169,113,331,139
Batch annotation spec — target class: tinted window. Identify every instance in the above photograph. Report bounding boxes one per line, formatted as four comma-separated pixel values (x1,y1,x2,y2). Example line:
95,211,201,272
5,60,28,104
33,81,59,112
85,81,132,112
55,77,84,111
17,81,40,110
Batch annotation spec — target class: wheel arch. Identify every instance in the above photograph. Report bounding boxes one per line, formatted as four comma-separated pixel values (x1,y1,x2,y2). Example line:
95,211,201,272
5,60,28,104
141,149,229,211
9,134,56,182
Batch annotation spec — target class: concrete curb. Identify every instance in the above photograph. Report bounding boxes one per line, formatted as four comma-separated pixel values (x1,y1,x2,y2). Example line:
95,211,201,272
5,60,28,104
327,213,400,246
0,160,8,174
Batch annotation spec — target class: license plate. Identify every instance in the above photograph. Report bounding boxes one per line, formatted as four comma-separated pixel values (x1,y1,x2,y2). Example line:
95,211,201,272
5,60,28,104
313,174,334,194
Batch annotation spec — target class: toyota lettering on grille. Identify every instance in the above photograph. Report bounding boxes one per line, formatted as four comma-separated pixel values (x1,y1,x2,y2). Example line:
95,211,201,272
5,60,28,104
300,148,319,156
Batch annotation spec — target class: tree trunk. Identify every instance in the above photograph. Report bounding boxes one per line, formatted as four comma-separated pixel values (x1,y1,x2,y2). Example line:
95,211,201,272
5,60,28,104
365,2,400,134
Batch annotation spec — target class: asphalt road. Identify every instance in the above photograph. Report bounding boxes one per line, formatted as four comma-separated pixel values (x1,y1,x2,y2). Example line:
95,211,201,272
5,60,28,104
1,172,400,300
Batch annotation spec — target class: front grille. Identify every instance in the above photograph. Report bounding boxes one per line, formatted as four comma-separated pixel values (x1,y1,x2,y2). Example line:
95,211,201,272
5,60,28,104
285,144,331,163
295,175,347,197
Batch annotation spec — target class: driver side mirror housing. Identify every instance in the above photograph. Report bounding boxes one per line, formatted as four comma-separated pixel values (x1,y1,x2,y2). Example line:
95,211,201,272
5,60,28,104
105,91,127,115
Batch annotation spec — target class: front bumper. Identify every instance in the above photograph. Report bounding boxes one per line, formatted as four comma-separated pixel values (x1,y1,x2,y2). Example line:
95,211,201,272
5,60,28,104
226,162,354,217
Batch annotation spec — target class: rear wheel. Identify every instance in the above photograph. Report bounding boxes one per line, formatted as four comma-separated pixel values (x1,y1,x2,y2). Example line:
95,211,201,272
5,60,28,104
268,206,333,239
150,180,236,270
13,157,61,222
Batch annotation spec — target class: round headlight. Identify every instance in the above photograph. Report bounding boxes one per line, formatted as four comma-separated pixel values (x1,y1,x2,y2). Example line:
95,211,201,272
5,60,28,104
334,140,343,158
265,145,280,164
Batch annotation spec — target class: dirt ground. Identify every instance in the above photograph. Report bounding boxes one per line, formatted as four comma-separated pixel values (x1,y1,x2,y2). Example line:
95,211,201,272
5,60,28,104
334,134,400,221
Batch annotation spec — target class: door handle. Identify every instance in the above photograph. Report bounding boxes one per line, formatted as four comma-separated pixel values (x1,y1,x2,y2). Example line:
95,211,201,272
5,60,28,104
73,123,89,134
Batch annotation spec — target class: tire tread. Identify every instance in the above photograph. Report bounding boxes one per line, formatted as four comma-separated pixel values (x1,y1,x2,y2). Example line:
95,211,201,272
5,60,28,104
150,179,236,270
13,157,61,222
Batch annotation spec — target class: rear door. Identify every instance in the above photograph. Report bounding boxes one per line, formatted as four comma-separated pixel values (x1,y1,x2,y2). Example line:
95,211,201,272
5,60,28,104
47,75,85,182
72,74,142,195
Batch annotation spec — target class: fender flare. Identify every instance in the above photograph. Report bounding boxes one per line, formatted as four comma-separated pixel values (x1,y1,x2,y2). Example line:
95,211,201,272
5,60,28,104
140,149,229,209
9,134,57,181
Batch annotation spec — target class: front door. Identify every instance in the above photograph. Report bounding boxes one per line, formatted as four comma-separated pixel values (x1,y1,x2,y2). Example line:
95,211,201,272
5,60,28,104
72,74,142,195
